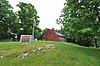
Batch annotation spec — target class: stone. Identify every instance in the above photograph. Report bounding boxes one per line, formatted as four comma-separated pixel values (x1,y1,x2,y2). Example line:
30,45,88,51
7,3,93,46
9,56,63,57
37,47,43,52
23,53,29,56
32,49,37,52
20,35,33,44
46,44,54,49
0,56,4,58
18,52,29,58
18,53,24,58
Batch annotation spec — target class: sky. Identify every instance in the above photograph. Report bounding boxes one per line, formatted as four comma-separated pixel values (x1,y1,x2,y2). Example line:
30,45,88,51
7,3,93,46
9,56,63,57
8,0,65,30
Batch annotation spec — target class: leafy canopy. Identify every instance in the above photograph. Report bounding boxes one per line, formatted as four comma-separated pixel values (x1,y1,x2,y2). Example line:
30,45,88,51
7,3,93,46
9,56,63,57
16,2,41,38
0,0,17,39
57,0,100,47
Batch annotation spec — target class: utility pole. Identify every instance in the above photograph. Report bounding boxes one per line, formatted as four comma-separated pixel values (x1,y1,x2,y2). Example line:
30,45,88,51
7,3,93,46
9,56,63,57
32,22,34,40
32,18,36,40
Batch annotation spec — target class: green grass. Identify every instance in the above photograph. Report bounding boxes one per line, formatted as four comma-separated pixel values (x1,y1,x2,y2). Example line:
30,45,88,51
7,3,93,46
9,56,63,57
0,41,100,66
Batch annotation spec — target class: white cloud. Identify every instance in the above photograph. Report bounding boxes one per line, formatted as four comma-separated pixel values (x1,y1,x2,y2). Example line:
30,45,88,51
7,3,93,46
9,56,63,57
8,0,65,30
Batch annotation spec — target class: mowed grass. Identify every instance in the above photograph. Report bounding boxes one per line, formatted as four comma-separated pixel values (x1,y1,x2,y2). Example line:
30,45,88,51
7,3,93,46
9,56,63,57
0,41,100,66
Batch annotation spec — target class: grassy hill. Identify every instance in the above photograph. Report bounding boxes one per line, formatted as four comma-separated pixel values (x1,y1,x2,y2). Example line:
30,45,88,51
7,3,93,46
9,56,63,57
0,41,100,66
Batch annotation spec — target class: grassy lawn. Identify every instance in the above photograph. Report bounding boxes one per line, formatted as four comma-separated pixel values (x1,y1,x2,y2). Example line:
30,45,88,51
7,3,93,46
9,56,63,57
0,41,100,66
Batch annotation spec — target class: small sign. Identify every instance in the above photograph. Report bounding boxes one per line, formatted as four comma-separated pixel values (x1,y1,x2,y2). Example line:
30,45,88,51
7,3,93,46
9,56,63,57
20,35,33,44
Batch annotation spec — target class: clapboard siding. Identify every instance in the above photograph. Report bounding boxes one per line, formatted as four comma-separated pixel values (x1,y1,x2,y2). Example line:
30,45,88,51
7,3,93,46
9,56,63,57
42,29,66,42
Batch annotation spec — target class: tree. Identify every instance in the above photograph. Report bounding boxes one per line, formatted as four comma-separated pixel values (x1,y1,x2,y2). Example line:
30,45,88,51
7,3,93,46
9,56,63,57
34,26,42,40
16,2,41,38
57,0,100,47
0,0,17,40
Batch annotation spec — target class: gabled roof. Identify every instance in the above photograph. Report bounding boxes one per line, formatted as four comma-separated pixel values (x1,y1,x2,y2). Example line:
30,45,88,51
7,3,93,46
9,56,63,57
55,31,66,38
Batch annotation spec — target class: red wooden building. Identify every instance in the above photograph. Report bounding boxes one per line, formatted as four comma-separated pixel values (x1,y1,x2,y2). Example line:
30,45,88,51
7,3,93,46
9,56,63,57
42,28,66,42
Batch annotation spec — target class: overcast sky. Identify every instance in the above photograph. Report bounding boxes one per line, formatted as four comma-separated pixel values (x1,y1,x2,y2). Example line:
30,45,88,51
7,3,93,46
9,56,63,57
8,0,65,30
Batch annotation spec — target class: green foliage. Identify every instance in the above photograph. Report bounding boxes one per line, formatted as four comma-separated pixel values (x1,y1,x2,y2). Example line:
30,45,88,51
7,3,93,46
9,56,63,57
34,26,42,39
16,2,40,35
42,28,48,33
79,28,92,34
0,41,100,66
0,0,17,39
0,1,42,40
57,0,100,47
